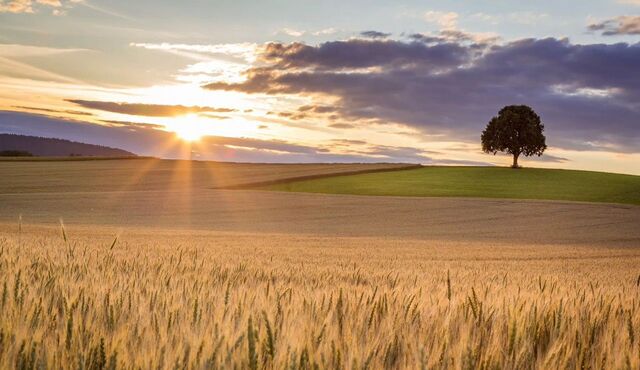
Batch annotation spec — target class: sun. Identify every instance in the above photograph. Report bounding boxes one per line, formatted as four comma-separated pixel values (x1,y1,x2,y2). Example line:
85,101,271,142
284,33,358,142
165,112,262,142
176,127,203,142
171,114,207,142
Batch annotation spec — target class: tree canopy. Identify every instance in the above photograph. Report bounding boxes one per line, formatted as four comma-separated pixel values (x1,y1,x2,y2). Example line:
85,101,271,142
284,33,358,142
481,105,547,168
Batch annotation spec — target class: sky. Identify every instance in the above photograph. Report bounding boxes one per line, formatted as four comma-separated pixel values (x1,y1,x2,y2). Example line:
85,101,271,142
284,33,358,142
0,0,639,174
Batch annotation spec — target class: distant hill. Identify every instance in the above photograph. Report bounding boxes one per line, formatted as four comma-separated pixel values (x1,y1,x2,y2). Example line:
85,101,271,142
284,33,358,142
0,134,135,157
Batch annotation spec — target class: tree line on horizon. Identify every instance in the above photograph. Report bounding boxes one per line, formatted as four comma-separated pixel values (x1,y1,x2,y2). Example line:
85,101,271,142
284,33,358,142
0,134,135,158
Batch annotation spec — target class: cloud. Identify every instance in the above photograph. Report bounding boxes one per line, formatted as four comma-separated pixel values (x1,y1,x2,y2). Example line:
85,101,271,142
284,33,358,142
524,154,569,163
66,100,236,117
0,0,33,13
200,113,231,120
0,55,85,84
0,43,87,57
298,105,337,113
276,27,340,38
328,123,355,129
130,42,258,84
471,11,549,26
0,110,451,163
313,28,338,36
37,0,61,6
13,106,93,116
409,29,499,45
322,140,432,162
0,110,170,157
321,139,495,164
204,37,640,153
130,42,259,63
588,16,640,35
99,120,165,129
0,43,88,84
360,31,391,39
0,43,88,83
227,39,470,74
279,28,305,37
0,110,320,160
76,1,134,20
491,152,569,163
423,11,459,29
265,105,344,124
0,0,81,14
267,111,308,120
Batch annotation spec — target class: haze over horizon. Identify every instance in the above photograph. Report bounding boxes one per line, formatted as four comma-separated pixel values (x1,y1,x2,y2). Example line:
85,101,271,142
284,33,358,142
1,0,639,174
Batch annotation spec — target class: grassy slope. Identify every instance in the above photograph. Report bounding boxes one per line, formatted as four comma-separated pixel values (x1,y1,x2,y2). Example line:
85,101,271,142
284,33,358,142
261,166,640,205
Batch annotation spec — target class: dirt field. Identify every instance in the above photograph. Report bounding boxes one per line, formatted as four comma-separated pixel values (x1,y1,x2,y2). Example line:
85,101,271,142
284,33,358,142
0,158,414,193
1,189,639,246
0,159,640,246
1,159,639,246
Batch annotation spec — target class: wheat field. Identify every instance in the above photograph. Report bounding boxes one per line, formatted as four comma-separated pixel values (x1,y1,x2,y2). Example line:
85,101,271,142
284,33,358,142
1,223,639,370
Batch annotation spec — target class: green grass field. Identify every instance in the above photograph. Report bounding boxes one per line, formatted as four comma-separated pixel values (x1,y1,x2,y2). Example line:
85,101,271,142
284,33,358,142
261,166,640,205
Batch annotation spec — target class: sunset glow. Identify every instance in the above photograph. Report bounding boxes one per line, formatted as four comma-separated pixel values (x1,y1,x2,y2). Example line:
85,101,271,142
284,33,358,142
169,115,208,142
0,1,638,173
2,2,640,369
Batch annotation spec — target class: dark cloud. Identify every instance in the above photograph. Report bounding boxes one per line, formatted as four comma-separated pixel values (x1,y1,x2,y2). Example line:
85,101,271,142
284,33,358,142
200,113,231,120
357,145,431,161
205,37,640,153
408,30,498,45
0,111,172,157
0,111,456,163
329,139,368,145
408,33,443,44
269,111,308,120
322,139,444,163
298,105,337,113
204,135,326,155
588,16,640,36
360,31,392,39
267,105,340,122
100,120,166,129
250,39,470,71
0,110,325,161
328,123,355,129
66,100,236,117
14,106,94,116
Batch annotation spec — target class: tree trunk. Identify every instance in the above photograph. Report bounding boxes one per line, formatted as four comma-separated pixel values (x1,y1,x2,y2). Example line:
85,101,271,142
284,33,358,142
512,153,520,168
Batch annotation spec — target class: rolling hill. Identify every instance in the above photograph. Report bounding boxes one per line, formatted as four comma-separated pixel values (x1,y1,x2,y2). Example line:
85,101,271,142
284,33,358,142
0,133,135,157
258,166,640,205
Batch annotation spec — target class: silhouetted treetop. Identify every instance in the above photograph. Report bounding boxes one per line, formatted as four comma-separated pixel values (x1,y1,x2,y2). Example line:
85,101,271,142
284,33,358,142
481,105,546,168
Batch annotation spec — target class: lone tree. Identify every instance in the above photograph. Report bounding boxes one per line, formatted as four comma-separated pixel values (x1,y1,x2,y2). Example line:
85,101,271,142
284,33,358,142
481,105,547,168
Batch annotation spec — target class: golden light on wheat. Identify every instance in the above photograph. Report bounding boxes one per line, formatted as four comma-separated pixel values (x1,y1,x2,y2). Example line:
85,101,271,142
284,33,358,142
1,223,639,369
